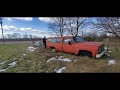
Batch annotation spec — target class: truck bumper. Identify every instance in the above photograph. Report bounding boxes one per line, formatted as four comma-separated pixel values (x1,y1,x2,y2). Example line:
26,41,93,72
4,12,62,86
96,47,108,58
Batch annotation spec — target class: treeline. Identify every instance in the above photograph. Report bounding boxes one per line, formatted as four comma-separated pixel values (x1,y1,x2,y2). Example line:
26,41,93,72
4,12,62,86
83,32,120,42
0,38,42,41
0,33,42,41
83,33,108,41
3,33,39,39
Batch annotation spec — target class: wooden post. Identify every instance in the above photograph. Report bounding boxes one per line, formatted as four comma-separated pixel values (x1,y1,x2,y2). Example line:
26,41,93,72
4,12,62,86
0,17,4,41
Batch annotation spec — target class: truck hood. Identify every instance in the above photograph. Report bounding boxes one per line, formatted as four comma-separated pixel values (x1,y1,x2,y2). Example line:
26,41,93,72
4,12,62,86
77,42,104,47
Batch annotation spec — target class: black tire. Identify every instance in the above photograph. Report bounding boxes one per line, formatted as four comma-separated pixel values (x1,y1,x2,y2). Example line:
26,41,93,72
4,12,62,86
51,48,56,53
80,51,93,58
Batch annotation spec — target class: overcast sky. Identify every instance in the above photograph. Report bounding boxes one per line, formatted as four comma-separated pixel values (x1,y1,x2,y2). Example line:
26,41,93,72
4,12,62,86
0,17,96,38
0,17,54,38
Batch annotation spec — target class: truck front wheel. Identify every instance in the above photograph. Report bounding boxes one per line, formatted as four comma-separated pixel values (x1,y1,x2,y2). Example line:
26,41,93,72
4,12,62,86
79,51,93,58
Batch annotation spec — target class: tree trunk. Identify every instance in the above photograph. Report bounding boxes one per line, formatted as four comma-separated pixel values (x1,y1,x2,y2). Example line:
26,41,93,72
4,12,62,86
76,20,79,36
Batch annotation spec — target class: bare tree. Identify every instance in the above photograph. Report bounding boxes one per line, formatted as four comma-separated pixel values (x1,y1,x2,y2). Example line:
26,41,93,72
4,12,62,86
23,33,28,38
33,35,37,38
65,17,87,36
29,34,34,43
6,34,12,39
48,17,66,37
12,33,21,39
29,34,33,39
92,17,120,51
92,17,120,37
64,17,75,36
84,32,99,41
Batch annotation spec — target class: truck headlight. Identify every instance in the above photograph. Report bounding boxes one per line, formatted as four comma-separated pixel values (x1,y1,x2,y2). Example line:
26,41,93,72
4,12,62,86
98,45,105,54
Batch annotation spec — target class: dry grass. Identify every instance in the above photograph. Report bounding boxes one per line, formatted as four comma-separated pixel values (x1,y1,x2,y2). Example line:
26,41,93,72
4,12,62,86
0,38,120,73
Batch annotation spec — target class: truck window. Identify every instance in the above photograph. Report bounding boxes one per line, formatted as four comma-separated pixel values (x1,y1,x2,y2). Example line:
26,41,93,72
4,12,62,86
47,39,52,42
49,38,62,43
64,38,72,44
51,38,57,42
73,36,85,43
56,38,62,43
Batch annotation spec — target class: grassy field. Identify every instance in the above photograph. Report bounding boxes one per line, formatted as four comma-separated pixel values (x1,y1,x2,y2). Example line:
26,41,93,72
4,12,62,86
0,39,120,73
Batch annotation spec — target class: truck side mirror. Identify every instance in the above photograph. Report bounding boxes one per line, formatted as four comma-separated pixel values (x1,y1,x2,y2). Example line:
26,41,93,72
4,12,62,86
68,41,71,45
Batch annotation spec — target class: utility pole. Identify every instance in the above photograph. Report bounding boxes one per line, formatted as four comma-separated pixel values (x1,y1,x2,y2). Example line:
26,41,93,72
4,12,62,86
0,17,4,40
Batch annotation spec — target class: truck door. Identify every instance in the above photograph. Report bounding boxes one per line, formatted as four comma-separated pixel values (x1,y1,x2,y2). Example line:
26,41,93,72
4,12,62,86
55,38,63,51
63,37,75,54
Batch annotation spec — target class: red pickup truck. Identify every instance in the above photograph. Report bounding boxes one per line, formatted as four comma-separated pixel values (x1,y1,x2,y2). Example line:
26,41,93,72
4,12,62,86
46,36,107,58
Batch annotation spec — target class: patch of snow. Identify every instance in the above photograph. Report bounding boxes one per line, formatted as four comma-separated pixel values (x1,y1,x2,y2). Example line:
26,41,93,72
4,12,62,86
54,69,56,71
47,56,72,62
27,46,36,52
0,69,7,72
8,61,17,67
59,56,64,59
104,47,108,50
56,67,66,73
0,61,7,65
0,62,5,65
58,58,72,62
108,51,112,53
13,58,16,60
108,60,116,65
74,59,77,62
23,54,26,56
28,46,35,49
47,57,57,62
58,56,72,62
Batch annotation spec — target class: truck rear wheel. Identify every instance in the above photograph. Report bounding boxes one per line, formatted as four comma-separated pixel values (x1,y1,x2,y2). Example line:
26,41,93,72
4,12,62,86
50,47,56,53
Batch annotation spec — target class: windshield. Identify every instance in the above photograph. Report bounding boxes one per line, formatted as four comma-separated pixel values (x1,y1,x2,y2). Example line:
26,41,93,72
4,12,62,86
73,36,86,43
